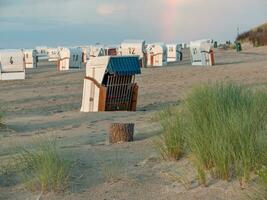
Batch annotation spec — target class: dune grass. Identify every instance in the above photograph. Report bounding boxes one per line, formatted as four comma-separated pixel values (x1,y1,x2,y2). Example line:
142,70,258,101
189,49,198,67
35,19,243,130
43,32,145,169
185,83,267,184
248,166,267,200
14,139,72,192
156,83,267,186
258,166,267,186
154,107,185,161
237,22,267,47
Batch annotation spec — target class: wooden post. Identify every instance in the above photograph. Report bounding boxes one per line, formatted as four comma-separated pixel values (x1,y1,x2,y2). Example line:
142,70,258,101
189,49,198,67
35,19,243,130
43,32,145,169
130,84,138,111
98,86,107,111
109,123,134,144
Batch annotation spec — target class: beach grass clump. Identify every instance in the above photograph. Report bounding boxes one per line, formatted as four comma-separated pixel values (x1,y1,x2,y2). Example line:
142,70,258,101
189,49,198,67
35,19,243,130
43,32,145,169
157,83,267,185
185,83,267,182
249,165,267,200
15,139,71,192
258,166,267,186
154,108,185,161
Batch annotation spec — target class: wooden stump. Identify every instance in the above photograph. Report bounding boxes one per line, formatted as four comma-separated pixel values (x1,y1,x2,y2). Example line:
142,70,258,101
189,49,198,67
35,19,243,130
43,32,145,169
109,123,134,144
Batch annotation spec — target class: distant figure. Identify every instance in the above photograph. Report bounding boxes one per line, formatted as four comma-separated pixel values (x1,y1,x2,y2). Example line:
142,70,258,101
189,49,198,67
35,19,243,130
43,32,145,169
235,42,242,52
9,56,14,64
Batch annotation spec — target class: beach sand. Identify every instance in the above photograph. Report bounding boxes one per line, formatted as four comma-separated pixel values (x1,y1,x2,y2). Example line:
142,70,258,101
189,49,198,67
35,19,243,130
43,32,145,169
0,46,267,200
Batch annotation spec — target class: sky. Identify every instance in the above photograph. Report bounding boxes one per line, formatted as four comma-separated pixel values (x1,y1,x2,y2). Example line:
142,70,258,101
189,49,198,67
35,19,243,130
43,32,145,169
0,0,266,48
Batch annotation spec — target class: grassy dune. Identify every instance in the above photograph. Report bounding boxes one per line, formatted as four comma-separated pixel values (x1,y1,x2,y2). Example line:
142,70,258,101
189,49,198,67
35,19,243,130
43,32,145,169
157,83,267,187
0,139,72,193
237,22,267,46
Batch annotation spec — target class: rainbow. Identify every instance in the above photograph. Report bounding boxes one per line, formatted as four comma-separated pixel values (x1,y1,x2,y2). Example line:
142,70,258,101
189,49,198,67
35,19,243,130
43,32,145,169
161,0,179,42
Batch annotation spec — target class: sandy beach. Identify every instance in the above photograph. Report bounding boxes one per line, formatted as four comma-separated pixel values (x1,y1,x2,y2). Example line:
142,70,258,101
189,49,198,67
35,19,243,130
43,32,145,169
1,46,267,200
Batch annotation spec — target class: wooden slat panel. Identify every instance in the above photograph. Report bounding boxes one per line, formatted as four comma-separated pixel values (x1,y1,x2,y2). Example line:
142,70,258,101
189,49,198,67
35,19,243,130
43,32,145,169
98,86,107,111
130,84,138,111
104,75,137,111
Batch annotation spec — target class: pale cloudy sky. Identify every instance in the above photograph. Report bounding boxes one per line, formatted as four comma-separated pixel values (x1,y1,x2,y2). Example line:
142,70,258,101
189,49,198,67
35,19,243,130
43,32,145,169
0,0,266,48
